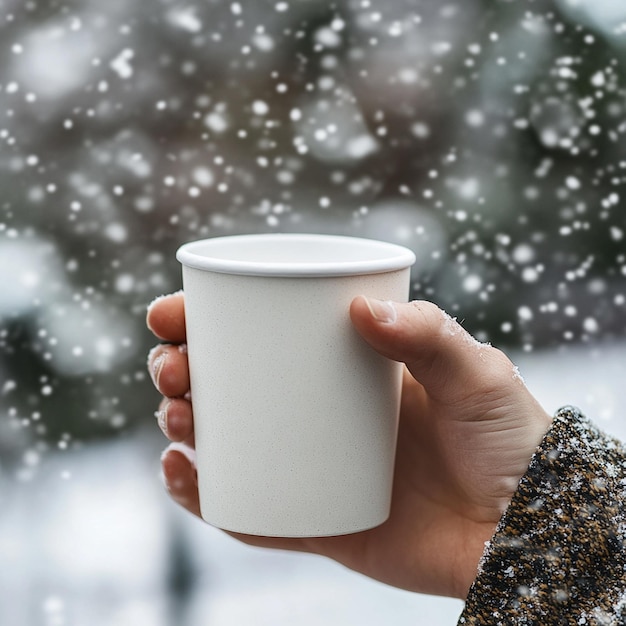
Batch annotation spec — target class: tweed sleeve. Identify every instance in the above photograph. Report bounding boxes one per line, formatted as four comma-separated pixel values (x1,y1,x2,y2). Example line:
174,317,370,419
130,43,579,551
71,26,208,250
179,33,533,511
458,406,626,625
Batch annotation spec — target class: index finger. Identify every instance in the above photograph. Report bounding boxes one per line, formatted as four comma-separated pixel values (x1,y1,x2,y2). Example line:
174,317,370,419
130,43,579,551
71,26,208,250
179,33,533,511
147,292,186,343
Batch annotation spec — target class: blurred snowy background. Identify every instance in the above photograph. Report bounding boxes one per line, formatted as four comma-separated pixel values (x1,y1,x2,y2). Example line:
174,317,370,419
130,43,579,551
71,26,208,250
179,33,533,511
1,0,625,624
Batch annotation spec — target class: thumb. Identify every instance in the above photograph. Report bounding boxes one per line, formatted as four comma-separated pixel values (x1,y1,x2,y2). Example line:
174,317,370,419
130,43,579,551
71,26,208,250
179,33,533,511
350,296,519,404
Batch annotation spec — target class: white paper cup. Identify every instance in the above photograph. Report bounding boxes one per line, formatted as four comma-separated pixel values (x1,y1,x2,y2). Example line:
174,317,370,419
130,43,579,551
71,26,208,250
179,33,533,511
176,234,416,537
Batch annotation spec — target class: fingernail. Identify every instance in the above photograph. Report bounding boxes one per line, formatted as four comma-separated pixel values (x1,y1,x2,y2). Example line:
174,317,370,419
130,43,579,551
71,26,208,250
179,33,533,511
159,470,169,492
150,352,166,387
159,448,172,492
146,295,164,332
155,402,169,432
364,297,397,324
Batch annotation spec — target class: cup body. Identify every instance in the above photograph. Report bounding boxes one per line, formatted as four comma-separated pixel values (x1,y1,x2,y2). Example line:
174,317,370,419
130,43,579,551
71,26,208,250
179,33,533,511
177,234,415,537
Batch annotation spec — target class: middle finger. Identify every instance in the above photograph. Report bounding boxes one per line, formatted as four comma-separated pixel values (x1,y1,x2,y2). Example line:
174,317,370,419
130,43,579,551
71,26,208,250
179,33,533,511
148,343,190,397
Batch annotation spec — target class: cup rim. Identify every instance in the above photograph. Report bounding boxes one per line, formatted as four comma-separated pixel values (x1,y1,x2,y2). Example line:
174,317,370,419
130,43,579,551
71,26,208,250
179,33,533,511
176,233,416,277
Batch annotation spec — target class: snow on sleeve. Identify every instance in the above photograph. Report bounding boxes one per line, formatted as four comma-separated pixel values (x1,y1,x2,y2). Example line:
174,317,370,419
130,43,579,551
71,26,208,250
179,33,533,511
459,406,626,625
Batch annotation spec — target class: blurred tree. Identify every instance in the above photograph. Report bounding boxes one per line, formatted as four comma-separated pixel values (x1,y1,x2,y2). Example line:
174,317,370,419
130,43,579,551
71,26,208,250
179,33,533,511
0,0,624,458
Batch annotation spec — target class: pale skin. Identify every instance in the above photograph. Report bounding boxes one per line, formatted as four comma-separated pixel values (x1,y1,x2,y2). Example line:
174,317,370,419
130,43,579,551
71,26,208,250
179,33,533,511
147,292,552,600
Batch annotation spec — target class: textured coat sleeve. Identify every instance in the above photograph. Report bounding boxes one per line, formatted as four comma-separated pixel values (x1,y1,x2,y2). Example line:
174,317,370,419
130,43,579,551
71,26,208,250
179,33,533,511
458,406,626,625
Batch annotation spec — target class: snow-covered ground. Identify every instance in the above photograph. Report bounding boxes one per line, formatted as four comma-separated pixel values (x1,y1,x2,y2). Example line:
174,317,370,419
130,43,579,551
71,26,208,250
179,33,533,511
1,340,625,626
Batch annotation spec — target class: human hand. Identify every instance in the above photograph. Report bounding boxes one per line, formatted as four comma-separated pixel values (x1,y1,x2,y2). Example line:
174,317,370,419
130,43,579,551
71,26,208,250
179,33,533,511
147,292,552,599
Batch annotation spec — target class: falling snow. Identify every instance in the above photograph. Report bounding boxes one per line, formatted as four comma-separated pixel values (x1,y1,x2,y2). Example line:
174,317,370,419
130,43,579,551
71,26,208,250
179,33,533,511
1,0,626,624
110,49,135,79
